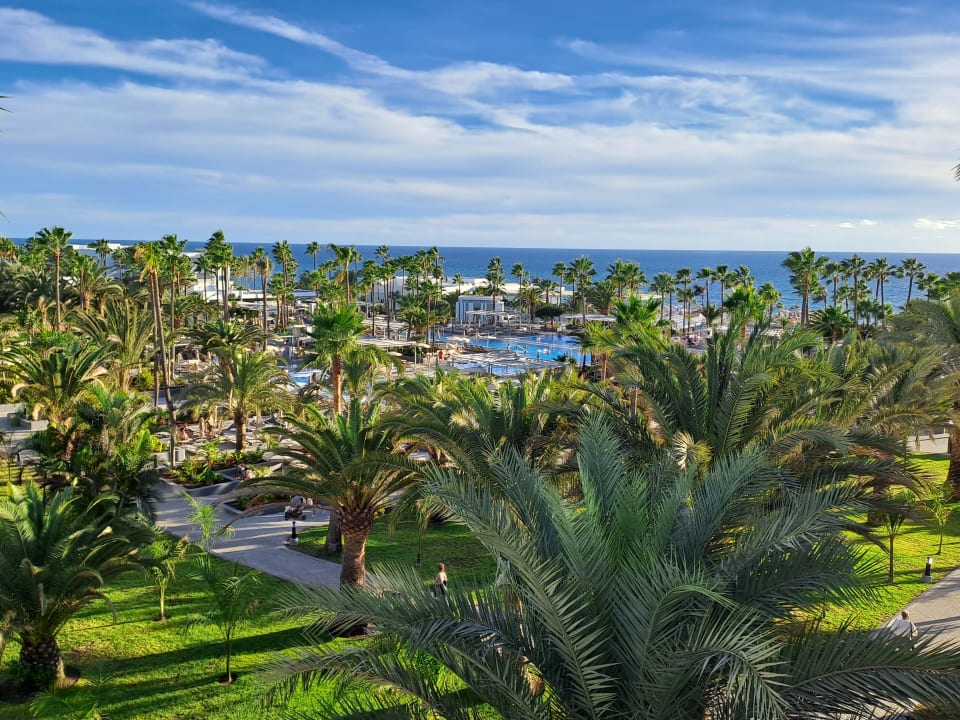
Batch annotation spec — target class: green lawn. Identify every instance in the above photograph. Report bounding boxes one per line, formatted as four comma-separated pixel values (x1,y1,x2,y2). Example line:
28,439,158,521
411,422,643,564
0,557,341,720
832,454,960,629
293,517,499,588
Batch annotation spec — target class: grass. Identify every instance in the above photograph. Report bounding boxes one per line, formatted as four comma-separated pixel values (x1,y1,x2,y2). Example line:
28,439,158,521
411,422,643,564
833,454,960,629
0,553,343,720
293,517,499,588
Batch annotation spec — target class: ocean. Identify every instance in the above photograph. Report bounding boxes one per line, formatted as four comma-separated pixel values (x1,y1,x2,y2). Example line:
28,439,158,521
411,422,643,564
207,243,960,311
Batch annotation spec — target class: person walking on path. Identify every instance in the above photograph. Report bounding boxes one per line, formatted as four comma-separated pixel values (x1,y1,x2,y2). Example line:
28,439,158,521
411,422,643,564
886,610,919,642
434,562,448,598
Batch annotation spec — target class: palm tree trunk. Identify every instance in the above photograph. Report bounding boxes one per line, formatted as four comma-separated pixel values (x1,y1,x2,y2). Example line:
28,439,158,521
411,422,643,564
332,354,343,414
20,636,64,682
225,629,233,683
54,253,62,330
948,421,960,500
235,409,245,453
151,274,177,466
261,276,268,345
339,508,374,586
324,510,342,554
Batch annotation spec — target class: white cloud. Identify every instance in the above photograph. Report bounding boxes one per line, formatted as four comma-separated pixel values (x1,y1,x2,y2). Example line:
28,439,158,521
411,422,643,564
914,218,960,230
0,8,266,82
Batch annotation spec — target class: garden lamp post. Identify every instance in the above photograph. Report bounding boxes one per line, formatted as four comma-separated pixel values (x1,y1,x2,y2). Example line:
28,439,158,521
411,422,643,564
289,518,298,546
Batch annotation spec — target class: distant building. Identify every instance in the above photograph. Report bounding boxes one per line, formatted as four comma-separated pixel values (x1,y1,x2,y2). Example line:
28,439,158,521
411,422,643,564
455,294,504,323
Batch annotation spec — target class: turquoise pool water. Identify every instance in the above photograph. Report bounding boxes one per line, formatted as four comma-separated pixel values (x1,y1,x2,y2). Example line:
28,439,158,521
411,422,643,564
441,333,586,363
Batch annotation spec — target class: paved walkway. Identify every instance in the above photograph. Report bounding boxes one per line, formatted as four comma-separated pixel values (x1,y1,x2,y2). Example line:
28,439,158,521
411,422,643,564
901,567,960,644
152,478,343,588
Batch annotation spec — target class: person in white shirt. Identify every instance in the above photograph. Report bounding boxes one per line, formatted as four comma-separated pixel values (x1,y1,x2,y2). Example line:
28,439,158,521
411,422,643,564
887,610,918,641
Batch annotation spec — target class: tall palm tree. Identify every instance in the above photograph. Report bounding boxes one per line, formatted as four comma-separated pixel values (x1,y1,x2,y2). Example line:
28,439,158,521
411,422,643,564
247,399,414,585
867,257,893,327
840,254,868,331
485,256,506,315
32,226,72,330
305,240,320,271
783,247,827,326
86,238,111,268
569,255,596,324
551,261,568,308
304,302,367,415
649,272,675,326
327,243,359,303
251,247,272,338
897,257,926,307
206,230,233,320
0,484,151,683
269,419,960,719
184,348,290,452
135,241,177,459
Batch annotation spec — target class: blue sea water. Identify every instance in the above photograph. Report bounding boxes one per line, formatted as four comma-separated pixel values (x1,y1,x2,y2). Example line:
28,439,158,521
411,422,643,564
209,243,960,311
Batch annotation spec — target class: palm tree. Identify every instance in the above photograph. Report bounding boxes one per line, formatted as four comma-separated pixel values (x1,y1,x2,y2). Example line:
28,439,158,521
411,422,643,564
384,369,566,478
187,318,262,377
188,554,260,684
649,272,675,326
5,342,109,426
143,530,188,622
305,241,320,271
87,238,111,268
551,261,568,308
304,302,367,415
65,253,113,313
134,241,177,458
251,248,273,338
569,255,595,324
32,226,72,330
74,299,153,392
0,236,18,264
782,247,827,326
0,484,151,684
485,257,506,315
184,348,290,452
841,254,868,331
269,419,960,718
327,243,358,303
897,257,926,307
895,292,960,497
868,257,893,327
812,306,853,343
248,399,414,585
206,230,233,321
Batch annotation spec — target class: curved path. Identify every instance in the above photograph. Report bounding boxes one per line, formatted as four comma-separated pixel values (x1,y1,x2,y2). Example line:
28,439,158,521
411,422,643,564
152,478,343,588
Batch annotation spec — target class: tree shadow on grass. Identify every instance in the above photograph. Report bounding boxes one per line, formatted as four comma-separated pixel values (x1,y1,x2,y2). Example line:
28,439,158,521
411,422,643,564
65,626,319,720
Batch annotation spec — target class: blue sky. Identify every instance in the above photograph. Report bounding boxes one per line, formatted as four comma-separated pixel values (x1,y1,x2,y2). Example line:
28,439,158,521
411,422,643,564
2,1,960,251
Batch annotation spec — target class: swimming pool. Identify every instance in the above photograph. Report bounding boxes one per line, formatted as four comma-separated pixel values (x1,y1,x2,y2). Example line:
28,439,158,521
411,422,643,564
441,333,586,364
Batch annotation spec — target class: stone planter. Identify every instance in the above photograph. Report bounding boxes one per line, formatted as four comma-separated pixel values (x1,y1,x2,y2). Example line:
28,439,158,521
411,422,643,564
6,413,47,431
